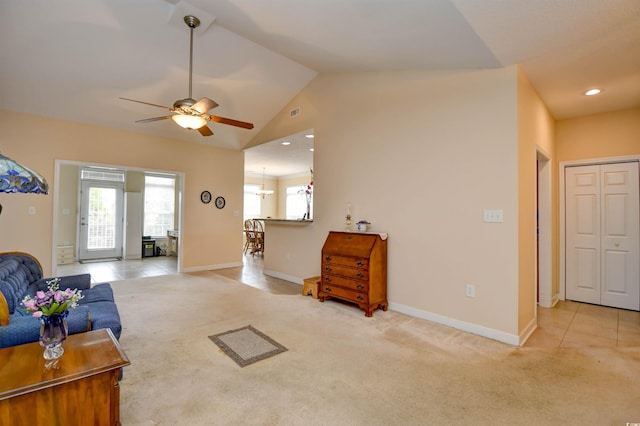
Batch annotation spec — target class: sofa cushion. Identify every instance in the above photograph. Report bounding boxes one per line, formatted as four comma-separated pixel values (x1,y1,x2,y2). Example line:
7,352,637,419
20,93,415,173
27,273,92,296
78,283,115,304
0,305,91,349
0,258,27,314
86,301,122,339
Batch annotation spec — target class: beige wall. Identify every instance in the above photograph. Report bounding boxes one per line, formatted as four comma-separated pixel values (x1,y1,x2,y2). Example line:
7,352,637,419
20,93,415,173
516,67,556,338
251,67,526,341
0,110,244,274
57,164,79,247
556,107,640,161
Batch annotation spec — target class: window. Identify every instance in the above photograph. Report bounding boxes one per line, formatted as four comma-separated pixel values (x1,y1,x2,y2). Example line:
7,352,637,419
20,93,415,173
244,184,261,220
81,168,125,182
286,185,311,220
144,175,175,237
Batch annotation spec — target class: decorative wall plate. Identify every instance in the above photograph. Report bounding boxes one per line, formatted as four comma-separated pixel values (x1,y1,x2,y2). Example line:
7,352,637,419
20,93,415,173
215,196,226,209
200,190,212,204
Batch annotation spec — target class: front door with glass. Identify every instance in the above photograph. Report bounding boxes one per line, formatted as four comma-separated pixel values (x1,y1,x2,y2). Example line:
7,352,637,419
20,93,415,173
78,180,124,261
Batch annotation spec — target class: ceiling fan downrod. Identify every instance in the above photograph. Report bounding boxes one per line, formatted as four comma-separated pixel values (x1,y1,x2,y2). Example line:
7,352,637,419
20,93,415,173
184,15,200,101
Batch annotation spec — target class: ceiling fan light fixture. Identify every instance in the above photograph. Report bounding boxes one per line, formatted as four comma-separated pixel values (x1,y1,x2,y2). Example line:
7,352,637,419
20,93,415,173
172,114,207,129
121,14,253,135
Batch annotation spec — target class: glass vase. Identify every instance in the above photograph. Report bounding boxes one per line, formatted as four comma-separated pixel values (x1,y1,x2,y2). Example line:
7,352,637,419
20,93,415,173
39,311,69,360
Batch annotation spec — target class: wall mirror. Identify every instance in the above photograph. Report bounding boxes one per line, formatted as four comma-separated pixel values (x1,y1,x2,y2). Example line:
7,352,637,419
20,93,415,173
243,128,314,220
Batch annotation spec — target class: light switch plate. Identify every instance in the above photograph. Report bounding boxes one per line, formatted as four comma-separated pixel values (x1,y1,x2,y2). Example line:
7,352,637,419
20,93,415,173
483,209,503,223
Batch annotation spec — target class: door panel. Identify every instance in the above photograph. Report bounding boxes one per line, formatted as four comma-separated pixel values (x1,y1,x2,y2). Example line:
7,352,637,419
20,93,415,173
566,166,601,304
600,162,639,310
79,181,124,261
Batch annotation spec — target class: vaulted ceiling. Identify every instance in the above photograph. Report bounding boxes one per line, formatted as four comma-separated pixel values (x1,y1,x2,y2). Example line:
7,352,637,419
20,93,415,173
1,0,638,154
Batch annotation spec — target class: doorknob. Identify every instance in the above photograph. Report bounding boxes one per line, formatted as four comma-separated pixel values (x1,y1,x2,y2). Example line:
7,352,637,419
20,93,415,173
615,242,620,247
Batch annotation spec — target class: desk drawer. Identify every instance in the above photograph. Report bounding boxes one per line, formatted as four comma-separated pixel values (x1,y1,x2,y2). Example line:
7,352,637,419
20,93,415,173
322,264,369,281
321,274,368,292
322,255,368,269
57,246,75,265
320,284,369,305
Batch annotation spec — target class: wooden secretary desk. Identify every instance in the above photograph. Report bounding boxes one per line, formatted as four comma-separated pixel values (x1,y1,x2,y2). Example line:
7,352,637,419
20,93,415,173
319,231,388,317
0,329,130,425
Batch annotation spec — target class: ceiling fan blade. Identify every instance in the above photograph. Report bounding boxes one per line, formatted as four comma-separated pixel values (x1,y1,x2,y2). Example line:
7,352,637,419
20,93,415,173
120,97,172,110
192,97,218,113
197,125,214,136
208,115,254,130
135,116,173,123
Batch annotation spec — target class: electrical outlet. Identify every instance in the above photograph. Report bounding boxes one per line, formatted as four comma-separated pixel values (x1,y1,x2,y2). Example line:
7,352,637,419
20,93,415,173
466,284,475,298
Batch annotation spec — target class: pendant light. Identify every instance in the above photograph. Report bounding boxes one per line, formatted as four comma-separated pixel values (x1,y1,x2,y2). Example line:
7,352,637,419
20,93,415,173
256,168,274,199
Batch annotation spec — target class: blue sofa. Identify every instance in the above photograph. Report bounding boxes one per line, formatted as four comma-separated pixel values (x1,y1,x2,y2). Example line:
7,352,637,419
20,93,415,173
0,252,122,348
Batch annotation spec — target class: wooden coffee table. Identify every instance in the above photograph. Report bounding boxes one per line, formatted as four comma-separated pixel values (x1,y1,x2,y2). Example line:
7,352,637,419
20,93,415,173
0,328,130,425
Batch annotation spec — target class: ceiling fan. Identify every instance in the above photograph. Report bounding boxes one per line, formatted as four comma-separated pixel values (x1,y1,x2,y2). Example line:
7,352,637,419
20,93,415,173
120,15,254,137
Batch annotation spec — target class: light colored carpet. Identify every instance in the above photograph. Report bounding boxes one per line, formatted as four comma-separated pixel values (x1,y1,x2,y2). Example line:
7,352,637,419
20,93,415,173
111,272,640,425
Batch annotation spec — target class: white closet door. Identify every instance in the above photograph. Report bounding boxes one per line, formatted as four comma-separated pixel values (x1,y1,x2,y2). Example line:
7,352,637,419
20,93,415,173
566,165,601,305
565,162,639,310
600,162,639,310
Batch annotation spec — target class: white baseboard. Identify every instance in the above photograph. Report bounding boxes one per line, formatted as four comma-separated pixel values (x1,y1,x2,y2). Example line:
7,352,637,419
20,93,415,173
183,261,243,273
263,269,303,285
389,301,521,346
518,316,537,346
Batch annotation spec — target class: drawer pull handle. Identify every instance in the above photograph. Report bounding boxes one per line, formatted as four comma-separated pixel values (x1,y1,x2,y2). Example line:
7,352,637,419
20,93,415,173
325,277,331,282
357,273,364,278
325,287,332,292
325,256,332,261
357,295,363,301
356,261,364,266
325,267,331,271
357,284,364,290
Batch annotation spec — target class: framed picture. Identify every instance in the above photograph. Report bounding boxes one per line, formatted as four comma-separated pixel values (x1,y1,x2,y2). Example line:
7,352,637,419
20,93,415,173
215,196,226,209
200,190,212,204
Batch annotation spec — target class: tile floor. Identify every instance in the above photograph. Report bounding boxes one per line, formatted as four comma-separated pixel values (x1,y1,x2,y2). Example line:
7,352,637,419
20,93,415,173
57,254,300,295
57,255,178,284
526,299,640,348
58,255,640,348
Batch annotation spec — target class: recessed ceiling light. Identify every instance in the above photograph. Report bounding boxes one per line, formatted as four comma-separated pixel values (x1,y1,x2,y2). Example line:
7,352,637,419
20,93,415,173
585,89,601,96
281,141,291,145
305,134,314,138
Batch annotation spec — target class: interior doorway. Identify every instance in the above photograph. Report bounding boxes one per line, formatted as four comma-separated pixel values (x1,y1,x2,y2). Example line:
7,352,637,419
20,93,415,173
536,148,553,308
52,160,184,276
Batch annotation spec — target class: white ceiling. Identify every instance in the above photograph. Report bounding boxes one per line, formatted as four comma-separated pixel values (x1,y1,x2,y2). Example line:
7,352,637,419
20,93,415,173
244,129,314,178
1,0,638,173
